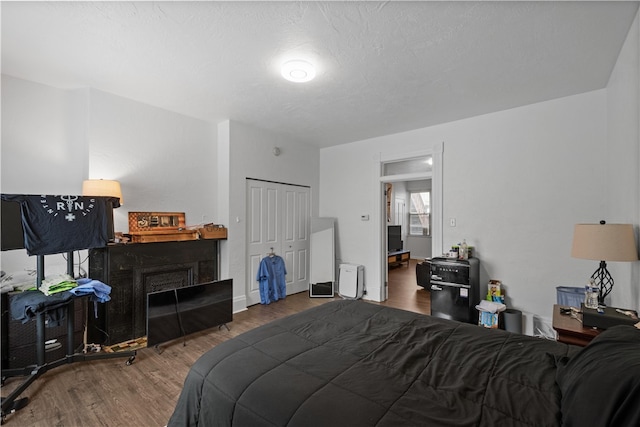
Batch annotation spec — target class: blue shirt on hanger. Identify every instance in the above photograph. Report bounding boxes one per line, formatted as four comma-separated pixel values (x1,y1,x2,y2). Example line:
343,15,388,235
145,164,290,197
256,255,287,304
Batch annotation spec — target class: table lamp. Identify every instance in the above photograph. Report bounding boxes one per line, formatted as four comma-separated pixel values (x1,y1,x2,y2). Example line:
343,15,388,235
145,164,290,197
571,221,638,305
82,179,123,206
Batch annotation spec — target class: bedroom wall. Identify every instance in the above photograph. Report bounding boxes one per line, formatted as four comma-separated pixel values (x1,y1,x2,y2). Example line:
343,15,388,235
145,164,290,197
320,89,608,322
1,76,89,273
85,88,217,233
605,9,640,310
217,120,321,312
0,75,321,313
0,75,217,279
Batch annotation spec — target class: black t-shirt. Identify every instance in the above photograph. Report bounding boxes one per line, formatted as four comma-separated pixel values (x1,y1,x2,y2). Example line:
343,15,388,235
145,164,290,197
1,194,118,255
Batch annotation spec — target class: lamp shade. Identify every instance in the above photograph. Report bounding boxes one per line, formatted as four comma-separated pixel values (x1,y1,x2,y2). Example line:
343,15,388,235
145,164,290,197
571,223,638,261
82,179,123,205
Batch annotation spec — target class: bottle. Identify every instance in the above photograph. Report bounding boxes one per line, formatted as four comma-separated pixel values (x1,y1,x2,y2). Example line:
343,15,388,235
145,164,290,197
459,239,468,260
584,279,599,309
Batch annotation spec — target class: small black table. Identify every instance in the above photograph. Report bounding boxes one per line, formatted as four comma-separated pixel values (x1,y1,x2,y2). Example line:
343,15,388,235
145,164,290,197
388,250,410,268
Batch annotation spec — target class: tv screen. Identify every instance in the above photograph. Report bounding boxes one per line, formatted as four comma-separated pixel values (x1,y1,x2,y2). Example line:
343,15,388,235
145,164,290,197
146,279,233,348
146,289,183,348
388,225,402,252
1,200,25,251
1,197,116,251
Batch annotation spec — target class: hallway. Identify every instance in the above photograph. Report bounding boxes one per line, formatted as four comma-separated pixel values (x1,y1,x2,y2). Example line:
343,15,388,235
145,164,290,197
380,259,431,315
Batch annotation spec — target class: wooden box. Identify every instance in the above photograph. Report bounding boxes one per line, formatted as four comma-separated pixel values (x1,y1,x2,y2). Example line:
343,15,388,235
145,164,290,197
128,212,186,233
198,224,227,240
128,212,197,243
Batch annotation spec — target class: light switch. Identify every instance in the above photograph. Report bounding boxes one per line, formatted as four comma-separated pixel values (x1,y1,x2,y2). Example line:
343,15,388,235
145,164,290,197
450,218,456,227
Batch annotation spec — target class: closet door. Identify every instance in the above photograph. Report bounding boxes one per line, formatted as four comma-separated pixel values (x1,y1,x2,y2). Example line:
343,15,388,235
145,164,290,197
246,179,310,306
281,185,310,295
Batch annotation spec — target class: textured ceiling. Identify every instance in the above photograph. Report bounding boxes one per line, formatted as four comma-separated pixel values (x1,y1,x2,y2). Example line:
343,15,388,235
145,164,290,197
2,1,638,148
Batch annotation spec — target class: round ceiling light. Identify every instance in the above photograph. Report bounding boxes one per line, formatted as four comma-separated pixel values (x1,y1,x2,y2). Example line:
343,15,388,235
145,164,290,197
281,60,316,83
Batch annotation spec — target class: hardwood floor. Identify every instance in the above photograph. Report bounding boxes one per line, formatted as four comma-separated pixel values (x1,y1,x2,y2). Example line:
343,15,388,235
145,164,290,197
380,259,430,315
1,260,428,426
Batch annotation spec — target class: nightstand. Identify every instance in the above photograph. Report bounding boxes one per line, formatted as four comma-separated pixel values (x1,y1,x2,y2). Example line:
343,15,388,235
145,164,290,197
552,304,601,346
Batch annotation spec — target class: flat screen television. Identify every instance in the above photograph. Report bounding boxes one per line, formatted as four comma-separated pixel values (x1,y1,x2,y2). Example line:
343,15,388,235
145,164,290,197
388,225,403,252
1,198,116,251
1,199,25,251
146,279,233,348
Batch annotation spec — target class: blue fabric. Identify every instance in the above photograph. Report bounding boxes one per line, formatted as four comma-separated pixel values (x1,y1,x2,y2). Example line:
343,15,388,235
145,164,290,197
69,278,112,303
9,290,74,326
256,255,287,304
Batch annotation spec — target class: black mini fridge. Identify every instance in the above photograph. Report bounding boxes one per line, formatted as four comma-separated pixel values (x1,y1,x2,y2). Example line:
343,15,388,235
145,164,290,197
429,257,480,324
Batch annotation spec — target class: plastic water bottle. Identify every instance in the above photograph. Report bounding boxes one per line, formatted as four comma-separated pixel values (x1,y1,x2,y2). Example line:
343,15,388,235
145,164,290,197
459,239,469,260
584,279,599,309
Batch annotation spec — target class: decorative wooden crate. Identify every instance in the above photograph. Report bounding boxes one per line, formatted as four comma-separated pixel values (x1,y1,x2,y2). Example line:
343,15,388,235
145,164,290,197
128,212,197,243
198,224,228,240
128,212,186,233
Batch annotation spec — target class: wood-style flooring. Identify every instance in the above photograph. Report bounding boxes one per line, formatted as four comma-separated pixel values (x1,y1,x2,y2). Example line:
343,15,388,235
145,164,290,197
1,260,429,426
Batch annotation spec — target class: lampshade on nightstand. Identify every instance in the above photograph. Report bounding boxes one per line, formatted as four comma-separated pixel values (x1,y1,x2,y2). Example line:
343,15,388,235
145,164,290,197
82,179,123,205
571,221,638,304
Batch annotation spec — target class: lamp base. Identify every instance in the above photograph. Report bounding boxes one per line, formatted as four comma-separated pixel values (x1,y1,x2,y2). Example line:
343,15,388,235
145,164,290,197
591,260,613,305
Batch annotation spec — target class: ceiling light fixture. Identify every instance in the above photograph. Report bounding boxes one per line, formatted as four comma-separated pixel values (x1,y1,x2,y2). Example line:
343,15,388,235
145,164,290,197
281,60,316,83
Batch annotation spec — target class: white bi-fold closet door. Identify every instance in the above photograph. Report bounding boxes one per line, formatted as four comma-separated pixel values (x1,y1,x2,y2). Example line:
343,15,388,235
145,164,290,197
246,179,311,306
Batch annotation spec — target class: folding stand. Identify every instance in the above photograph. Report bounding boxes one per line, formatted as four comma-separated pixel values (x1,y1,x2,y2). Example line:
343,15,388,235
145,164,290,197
1,252,136,423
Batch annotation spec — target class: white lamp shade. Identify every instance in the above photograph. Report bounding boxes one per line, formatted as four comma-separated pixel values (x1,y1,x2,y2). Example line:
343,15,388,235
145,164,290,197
571,223,638,261
82,179,123,205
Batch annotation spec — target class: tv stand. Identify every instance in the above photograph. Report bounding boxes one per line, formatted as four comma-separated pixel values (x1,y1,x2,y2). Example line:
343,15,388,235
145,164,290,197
1,252,136,423
388,250,410,268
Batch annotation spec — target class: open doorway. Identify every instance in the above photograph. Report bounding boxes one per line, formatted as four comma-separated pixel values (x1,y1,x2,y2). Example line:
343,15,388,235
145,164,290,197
385,179,433,312
374,142,443,303
386,179,432,261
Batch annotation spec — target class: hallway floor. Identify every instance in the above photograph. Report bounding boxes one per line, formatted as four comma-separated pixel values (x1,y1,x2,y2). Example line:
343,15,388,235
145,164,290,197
379,258,431,315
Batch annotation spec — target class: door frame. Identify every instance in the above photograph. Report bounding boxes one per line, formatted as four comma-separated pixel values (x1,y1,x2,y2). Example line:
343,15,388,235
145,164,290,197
373,142,443,302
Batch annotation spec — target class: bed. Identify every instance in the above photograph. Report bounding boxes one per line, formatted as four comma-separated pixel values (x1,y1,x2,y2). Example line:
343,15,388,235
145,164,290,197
168,299,640,426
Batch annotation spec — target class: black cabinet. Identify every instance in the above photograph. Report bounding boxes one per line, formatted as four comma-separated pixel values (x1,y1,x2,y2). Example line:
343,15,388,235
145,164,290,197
1,292,85,369
88,240,220,345
429,257,480,324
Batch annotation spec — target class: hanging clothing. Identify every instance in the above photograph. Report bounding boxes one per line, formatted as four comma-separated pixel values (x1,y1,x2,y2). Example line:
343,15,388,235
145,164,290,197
1,194,119,256
9,290,75,326
256,255,287,304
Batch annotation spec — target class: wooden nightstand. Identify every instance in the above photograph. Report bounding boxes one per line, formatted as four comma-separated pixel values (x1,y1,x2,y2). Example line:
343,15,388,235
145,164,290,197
552,304,601,346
